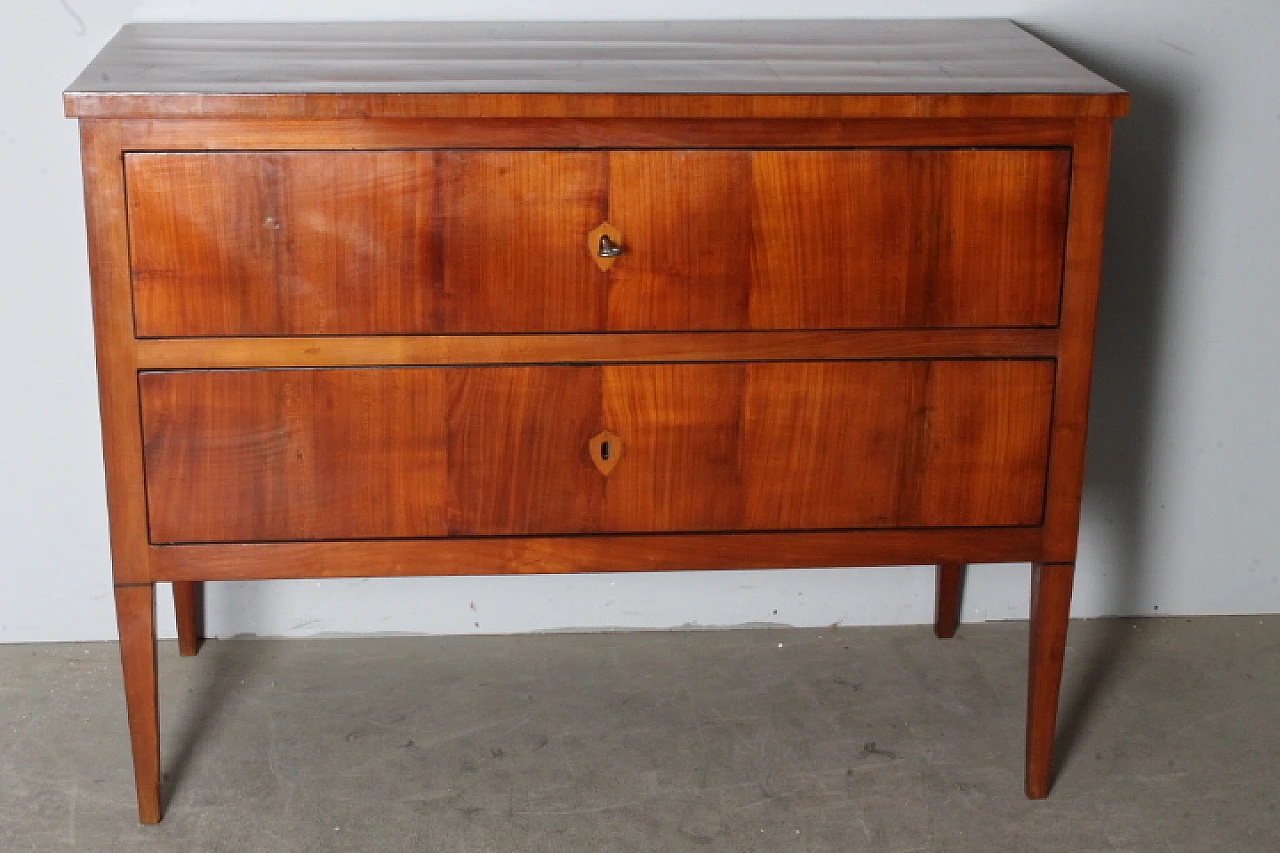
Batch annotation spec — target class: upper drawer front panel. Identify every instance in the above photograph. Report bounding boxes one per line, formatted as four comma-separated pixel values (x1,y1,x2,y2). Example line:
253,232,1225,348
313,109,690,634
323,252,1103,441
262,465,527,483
139,360,1054,543
125,149,1069,337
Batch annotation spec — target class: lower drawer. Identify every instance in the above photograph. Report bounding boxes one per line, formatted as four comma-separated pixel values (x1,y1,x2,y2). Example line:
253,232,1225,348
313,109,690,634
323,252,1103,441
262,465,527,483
139,361,1055,543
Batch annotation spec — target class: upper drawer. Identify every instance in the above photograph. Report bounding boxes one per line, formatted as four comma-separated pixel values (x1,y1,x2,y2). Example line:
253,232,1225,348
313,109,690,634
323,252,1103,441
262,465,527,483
125,149,1069,337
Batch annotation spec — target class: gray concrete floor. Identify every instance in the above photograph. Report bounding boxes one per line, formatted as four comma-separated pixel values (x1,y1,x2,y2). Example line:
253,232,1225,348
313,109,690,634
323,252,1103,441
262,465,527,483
1,617,1278,852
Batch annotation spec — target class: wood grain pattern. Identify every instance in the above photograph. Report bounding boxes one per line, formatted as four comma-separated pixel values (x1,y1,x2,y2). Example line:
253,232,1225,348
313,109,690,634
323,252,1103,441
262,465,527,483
740,361,912,528
1042,120,1116,561
602,364,748,531
148,528,1046,582
139,361,1054,543
117,117,1083,152
749,149,1070,328
607,151,753,329
743,361,1056,527
127,152,438,336
114,584,160,824
140,369,449,542
70,91,1129,121
907,361,1058,524
438,152,607,331
64,21,1128,120
133,329,1061,369
1026,561,1075,798
80,123,152,585
71,22,1126,813
446,367,603,534
127,149,1068,336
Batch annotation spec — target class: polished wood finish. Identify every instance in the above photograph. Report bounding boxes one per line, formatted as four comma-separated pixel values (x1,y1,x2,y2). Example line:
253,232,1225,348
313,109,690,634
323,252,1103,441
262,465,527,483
438,152,606,332
80,124,151,586
69,21,1125,819
172,581,204,657
134,329,1060,369
1042,120,1116,562
140,368,449,542
64,21,1127,120
749,149,1069,329
126,149,1067,336
445,367,602,534
69,91,1128,122
737,361,1054,529
149,529,1047,582
117,117,1083,151
608,151,752,329
114,584,160,824
1027,561,1076,799
127,152,439,337
139,361,1053,542
934,562,967,639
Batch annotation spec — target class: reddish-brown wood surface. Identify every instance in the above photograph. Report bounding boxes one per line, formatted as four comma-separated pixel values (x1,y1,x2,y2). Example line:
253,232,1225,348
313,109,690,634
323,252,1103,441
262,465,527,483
116,117,1083,152
1043,120,1116,562
438,152,607,332
1026,561,1075,798
148,529,1046,582
141,368,450,541
602,364,747,531
172,580,204,657
133,329,1060,369
126,152,439,336
71,21,1126,817
126,149,1068,336
606,151,754,329
934,562,966,639
72,91,1128,121
114,584,160,823
139,361,1054,543
748,149,1069,328
80,124,152,585
445,366,604,534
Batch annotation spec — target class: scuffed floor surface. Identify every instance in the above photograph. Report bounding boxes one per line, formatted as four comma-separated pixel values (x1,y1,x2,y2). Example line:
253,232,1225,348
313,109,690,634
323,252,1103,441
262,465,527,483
1,617,1278,851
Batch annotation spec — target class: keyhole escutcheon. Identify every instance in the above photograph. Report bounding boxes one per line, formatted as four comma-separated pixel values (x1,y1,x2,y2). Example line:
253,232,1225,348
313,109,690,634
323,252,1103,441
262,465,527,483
587,222,624,272
589,429,623,476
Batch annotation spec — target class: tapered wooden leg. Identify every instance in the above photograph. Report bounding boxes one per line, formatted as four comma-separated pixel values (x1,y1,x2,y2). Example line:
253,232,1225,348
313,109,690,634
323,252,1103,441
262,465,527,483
933,562,966,638
173,581,204,657
115,584,162,824
1026,561,1075,799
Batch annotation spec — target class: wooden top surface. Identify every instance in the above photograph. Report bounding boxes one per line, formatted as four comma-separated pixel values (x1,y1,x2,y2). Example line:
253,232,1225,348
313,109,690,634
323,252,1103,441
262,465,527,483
64,20,1128,120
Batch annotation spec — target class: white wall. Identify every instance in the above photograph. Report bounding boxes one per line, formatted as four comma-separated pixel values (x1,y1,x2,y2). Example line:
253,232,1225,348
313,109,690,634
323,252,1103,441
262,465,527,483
2,0,1277,642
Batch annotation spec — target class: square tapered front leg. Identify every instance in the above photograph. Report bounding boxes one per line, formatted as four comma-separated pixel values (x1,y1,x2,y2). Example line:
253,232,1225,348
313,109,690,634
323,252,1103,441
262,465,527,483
1026,561,1075,799
115,584,161,823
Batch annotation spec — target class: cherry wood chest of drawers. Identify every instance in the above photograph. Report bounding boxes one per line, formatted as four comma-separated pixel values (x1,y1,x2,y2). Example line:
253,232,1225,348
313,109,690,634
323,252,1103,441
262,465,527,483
66,20,1128,823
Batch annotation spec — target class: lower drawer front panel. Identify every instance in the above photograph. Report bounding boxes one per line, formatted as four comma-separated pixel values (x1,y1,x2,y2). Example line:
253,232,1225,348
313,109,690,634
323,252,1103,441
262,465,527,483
139,361,1054,543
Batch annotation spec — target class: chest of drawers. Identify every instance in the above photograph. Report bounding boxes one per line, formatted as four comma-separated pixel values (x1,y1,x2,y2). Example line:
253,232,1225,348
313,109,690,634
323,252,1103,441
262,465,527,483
66,20,1127,823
